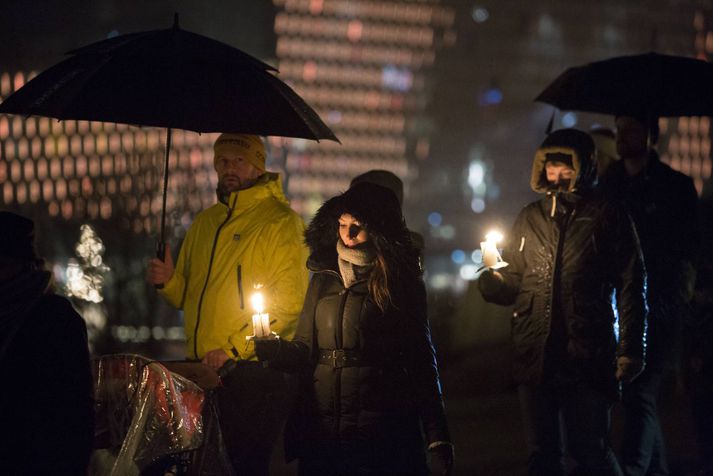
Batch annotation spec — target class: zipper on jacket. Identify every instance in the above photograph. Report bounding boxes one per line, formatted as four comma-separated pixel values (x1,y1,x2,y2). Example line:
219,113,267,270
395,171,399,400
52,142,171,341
237,264,244,309
193,198,236,359
333,286,349,436
546,205,573,364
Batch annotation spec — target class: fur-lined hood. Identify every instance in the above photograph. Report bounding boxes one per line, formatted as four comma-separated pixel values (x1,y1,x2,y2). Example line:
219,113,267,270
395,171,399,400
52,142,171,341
305,182,417,273
530,128,598,194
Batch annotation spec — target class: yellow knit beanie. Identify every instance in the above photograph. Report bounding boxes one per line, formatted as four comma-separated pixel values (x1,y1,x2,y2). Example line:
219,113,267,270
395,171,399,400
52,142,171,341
213,133,266,171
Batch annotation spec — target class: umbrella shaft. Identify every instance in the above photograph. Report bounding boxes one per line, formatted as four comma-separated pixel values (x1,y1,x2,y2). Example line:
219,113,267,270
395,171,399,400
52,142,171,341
159,127,172,246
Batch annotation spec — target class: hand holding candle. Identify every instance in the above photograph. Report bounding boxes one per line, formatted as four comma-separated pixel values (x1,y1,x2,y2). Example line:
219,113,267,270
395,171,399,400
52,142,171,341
246,287,278,341
480,230,508,270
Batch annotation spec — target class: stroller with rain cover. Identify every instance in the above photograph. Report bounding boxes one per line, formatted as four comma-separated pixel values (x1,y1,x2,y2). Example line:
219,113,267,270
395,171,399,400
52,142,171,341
90,354,234,476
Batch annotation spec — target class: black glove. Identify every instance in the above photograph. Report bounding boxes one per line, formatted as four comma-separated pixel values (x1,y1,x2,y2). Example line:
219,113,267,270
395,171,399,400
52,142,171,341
478,269,504,296
254,338,281,361
616,355,644,383
428,442,454,476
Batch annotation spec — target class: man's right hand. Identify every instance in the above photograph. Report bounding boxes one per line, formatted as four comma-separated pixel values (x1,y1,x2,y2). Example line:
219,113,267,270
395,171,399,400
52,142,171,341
147,243,174,286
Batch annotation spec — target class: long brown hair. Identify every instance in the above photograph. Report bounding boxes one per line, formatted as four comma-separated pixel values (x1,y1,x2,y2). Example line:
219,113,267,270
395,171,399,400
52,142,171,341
366,232,419,313
368,251,392,313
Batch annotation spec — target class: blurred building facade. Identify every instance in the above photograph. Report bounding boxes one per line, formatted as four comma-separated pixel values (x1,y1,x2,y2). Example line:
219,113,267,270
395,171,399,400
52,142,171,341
269,0,456,216
659,7,713,195
0,0,456,353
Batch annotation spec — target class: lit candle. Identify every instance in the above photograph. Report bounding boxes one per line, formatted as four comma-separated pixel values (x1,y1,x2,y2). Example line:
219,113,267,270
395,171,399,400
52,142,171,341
480,230,508,269
250,291,271,338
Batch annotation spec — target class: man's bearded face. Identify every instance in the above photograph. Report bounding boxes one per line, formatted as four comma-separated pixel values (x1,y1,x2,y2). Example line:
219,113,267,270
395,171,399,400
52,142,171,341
214,153,262,195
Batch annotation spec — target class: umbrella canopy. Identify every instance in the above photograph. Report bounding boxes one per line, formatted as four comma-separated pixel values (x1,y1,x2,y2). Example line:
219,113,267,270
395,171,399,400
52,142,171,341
535,52,713,117
0,18,337,141
0,17,338,258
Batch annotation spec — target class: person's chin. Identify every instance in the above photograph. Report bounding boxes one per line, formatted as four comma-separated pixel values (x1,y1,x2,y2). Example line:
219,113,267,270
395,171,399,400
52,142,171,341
219,179,242,193
548,183,570,192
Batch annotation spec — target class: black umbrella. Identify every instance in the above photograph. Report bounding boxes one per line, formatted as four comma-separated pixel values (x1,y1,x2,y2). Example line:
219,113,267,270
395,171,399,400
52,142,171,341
535,52,713,117
0,16,338,260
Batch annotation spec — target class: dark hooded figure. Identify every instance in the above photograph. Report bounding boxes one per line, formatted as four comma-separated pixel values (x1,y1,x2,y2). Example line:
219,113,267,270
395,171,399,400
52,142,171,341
602,115,700,476
478,129,647,476
0,211,93,475
255,182,452,476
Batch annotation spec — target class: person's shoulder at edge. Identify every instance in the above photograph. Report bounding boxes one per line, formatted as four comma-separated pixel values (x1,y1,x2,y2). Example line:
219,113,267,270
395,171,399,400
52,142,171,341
21,294,89,366
34,293,87,330
652,158,697,188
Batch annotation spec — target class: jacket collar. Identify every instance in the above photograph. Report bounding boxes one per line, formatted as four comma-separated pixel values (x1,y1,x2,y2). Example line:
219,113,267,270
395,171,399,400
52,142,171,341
307,253,370,288
217,172,288,215
542,189,583,218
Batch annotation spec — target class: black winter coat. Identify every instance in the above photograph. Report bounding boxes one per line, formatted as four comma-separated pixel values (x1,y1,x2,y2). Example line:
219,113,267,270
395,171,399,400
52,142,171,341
481,130,647,393
261,183,449,474
275,263,447,469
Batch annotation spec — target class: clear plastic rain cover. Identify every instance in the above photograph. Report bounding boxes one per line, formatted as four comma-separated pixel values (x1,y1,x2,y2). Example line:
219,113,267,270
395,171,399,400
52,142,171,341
91,354,205,475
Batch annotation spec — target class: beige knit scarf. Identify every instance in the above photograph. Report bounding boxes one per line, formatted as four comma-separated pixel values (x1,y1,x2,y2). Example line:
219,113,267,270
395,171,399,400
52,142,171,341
336,239,376,288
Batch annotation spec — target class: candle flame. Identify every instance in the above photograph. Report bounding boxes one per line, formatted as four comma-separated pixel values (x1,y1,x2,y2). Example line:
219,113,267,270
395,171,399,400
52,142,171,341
251,292,265,313
485,230,503,243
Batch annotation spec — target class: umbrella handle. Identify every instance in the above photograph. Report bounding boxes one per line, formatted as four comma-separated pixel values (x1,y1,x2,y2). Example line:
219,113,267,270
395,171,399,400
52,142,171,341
155,240,166,289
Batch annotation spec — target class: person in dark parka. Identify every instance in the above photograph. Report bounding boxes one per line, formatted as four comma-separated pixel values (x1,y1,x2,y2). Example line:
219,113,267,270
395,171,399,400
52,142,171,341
0,211,94,475
478,129,647,476
602,115,700,476
256,182,453,476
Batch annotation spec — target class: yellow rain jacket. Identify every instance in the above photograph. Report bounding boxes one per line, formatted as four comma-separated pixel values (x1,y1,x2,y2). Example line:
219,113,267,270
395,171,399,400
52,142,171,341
160,173,309,361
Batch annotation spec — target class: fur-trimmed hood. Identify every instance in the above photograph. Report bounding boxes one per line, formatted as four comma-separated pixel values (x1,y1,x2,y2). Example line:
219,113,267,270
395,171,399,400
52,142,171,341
531,128,598,194
305,182,417,273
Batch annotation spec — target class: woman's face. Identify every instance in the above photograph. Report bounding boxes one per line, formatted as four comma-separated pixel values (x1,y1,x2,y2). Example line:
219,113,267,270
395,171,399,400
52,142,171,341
338,213,369,248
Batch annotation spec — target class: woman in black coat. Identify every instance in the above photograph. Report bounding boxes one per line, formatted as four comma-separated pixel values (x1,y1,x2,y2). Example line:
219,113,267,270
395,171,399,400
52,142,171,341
256,182,452,476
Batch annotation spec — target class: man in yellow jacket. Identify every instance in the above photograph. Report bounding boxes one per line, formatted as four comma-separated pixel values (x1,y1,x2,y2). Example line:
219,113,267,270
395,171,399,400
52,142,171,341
148,133,309,475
